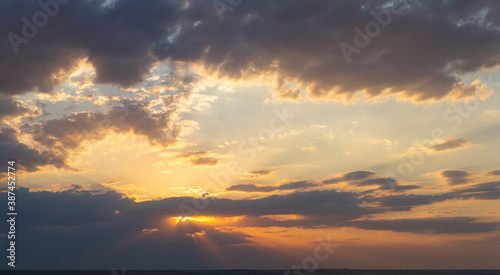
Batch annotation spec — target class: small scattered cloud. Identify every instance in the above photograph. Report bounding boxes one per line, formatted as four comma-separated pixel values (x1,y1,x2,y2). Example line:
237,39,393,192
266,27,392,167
372,179,500,211
441,170,471,185
302,143,317,152
482,109,500,118
242,169,274,180
487,170,500,176
190,157,218,166
177,151,219,166
368,139,395,150
449,181,500,200
428,138,470,152
229,170,413,193
226,180,314,193
335,170,376,182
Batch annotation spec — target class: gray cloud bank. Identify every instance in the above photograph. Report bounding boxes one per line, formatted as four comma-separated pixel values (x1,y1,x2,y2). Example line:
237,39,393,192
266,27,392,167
0,0,499,101
2,176,499,268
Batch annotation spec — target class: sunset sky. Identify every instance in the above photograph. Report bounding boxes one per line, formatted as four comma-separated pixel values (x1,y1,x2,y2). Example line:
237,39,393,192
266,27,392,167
1,0,500,270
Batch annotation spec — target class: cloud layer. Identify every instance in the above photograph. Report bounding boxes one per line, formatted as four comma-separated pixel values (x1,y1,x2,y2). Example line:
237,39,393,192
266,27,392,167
1,0,499,102
3,178,499,269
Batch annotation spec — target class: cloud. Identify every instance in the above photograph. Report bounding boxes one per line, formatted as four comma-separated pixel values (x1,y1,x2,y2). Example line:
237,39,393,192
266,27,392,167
1,71,203,174
177,151,209,158
354,178,421,193
4,177,500,269
242,169,274,179
1,0,499,103
158,0,499,102
190,156,218,166
340,170,376,181
449,181,500,200
226,184,278,193
0,127,66,175
0,97,31,120
4,187,372,269
29,100,179,163
302,143,316,151
369,193,451,211
483,109,500,118
13,187,374,228
325,171,418,193
10,183,496,233
428,138,471,152
371,180,500,211
0,0,183,97
355,177,397,189
347,217,500,234
4,188,261,269
441,170,471,185
228,170,416,193
226,180,315,193
487,169,500,176
176,151,219,166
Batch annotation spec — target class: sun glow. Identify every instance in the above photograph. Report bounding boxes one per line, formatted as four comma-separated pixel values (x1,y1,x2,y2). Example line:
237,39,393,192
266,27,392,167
173,216,216,223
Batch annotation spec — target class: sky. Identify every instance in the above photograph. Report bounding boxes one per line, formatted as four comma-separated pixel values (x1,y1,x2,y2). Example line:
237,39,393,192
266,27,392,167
1,0,500,270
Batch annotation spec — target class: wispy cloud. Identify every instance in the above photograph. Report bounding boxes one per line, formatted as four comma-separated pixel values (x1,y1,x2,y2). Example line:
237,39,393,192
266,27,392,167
428,138,470,152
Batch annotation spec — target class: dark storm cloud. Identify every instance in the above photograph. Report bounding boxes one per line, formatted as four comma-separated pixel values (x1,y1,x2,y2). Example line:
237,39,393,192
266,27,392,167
347,217,500,234
428,138,470,152
1,0,500,102
441,170,471,185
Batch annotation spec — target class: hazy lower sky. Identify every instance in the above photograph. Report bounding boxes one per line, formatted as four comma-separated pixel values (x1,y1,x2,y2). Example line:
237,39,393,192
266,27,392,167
1,0,500,270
